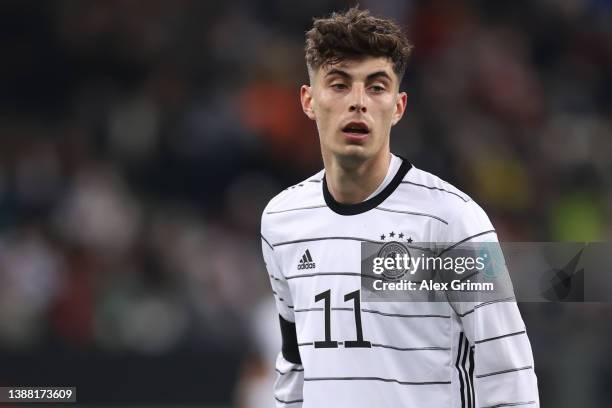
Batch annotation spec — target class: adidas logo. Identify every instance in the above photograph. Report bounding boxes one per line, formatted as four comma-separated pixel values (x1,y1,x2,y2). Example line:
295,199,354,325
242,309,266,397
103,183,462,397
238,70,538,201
298,249,316,270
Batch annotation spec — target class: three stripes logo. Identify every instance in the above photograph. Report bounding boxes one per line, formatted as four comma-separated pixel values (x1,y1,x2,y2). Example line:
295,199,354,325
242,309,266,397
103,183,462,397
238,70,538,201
455,332,475,408
298,249,316,270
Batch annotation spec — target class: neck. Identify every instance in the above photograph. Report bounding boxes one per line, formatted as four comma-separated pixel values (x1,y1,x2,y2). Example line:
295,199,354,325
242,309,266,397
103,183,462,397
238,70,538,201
323,151,392,204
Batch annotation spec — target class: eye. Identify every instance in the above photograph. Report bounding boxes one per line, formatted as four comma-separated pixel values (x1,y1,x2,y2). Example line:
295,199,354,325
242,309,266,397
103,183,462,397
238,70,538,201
331,83,348,90
370,85,386,93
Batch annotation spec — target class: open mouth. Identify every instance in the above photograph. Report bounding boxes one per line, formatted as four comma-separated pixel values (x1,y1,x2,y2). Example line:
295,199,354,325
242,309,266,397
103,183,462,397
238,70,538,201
342,122,370,139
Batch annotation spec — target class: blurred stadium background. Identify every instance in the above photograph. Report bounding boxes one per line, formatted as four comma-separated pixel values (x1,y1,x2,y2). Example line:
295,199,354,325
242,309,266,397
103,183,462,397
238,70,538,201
0,0,610,407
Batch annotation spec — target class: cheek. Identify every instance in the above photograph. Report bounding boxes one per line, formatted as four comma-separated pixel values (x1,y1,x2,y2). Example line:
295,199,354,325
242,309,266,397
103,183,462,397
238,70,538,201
316,93,338,113
314,96,340,126
375,100,398,124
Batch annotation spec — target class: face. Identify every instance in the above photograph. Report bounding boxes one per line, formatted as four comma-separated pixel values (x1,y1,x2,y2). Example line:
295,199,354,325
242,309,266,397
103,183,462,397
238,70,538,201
301,57,407,164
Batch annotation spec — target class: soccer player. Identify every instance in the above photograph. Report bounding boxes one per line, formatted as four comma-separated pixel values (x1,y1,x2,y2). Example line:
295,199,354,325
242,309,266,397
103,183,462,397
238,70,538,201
260,7,539,408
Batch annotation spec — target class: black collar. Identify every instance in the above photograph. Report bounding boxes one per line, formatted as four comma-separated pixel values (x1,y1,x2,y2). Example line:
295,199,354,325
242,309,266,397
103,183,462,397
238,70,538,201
323,156,412,216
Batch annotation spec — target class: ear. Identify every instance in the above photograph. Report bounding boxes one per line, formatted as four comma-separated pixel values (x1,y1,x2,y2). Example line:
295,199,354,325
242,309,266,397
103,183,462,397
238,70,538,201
391,91,408,126
300,85,316,120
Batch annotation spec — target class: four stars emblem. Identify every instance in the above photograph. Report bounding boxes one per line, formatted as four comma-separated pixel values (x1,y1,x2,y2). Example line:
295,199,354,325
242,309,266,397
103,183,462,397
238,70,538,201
380,231,413,243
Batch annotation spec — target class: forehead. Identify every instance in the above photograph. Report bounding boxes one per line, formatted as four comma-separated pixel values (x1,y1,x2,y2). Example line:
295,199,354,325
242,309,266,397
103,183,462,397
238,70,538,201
317,57,397,81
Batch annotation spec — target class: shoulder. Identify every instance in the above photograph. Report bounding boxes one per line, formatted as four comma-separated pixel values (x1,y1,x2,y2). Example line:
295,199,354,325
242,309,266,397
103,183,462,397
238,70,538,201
402,165,472,205
403,166,495,240
261,169,325,234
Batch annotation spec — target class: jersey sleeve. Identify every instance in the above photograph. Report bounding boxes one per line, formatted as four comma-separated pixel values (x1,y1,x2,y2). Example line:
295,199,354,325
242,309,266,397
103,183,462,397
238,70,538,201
444,200,540,408
261,213,304,407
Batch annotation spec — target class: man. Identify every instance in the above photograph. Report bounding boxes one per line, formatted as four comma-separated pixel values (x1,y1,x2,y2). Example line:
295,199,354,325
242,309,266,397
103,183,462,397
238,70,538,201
260,7,539,408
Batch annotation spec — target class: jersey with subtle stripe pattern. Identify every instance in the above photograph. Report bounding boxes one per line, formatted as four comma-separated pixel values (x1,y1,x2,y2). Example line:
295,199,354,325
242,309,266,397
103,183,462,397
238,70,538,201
261,155,539,408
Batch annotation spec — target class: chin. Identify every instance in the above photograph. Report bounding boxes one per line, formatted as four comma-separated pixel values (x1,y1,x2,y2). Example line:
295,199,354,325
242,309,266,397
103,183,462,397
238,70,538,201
333,145,374,163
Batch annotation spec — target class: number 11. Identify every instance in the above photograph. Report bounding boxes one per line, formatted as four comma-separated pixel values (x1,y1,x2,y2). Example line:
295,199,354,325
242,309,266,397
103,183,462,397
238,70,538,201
314,289,371,349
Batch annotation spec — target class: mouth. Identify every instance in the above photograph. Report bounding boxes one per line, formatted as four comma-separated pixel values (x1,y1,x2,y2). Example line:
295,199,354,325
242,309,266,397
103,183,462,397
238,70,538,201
341,121,370,141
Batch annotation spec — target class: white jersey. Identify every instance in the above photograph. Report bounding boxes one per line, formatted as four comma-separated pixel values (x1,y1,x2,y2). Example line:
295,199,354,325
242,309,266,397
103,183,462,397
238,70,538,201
261,154,539,408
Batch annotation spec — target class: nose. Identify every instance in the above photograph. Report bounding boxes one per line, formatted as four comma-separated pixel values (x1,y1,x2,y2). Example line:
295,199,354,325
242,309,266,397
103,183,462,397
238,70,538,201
349,85,367,113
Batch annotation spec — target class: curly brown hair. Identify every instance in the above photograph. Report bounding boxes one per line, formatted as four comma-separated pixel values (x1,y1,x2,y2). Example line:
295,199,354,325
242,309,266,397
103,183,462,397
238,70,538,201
305,7,413,78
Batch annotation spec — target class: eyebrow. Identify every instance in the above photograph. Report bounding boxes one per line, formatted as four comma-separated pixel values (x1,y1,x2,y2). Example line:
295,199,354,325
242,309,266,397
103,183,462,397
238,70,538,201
325,68,393,82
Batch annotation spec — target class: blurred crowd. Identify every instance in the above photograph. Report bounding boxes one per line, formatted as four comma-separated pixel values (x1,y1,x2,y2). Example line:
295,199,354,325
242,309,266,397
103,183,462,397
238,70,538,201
0,0,611,406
